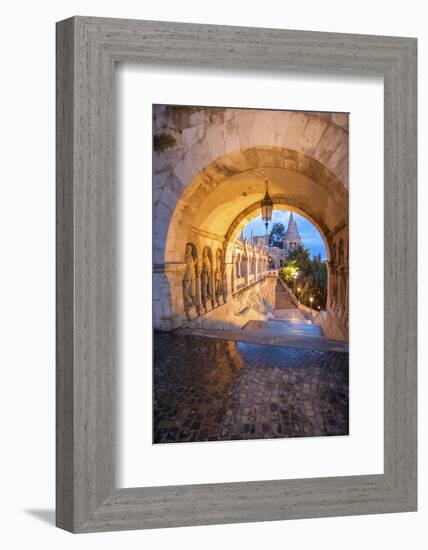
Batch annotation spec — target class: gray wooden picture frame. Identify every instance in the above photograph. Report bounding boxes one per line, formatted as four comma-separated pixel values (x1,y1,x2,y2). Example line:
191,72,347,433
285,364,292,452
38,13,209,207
56,16,417,533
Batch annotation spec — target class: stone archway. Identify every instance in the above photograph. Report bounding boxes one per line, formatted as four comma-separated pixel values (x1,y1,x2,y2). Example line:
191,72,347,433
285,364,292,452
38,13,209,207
154,148,348,335
153,108,348,335
223,199,332,263
156,146,348,265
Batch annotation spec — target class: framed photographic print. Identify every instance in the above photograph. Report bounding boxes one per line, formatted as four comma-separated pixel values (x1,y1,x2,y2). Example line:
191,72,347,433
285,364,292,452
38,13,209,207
56,17,417,532
150,104,350,448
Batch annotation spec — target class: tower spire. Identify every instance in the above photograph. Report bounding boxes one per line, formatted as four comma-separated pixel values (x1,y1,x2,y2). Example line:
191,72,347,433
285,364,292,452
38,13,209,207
286,211,296,231
283,211,303,253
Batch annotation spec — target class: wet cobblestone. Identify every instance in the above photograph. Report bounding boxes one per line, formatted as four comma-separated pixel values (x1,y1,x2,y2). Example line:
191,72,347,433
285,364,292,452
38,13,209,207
153,332,349,444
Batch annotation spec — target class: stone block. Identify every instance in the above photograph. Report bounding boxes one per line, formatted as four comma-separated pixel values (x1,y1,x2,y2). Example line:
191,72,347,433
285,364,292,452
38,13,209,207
182,123,206,153
328,140,349,179
222,117,241,152
331,113,349,130
237,111,258,149
188,140,215,174
280,112,308,151
300,117,328,156
313,125,348,169
173,154,199,189
205,124,227,162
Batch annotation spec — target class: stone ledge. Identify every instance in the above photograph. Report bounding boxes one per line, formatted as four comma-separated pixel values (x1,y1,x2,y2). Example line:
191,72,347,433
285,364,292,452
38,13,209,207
176,327,349,353
153,262,185,273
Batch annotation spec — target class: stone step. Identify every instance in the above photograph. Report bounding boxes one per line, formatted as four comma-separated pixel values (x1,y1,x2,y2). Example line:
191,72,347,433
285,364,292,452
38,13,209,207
175,326,348,353
244,320,323,338
273,308,310,323
269,317,312,325
275,281,296,309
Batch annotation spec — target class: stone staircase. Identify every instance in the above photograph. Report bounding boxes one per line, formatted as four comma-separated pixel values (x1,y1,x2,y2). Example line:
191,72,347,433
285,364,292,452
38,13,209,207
176,318,348,353
275,280,296,309
244,319,323,338
273,280,311,323
175,279,348,353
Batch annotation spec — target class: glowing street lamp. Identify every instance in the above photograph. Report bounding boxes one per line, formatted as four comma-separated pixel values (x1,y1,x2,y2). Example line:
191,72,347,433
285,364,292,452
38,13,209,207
260,179,273,234
309,296,314,318
292,270,299,293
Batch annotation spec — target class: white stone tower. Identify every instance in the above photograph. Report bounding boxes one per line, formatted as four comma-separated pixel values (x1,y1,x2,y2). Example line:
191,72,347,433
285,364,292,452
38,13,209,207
283,212,303,254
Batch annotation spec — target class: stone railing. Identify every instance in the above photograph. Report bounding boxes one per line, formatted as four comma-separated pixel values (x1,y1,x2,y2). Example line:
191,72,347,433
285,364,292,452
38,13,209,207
278,279,320,321
232,269,278,296
279,278,348,342
183,268,278,331
277,277,300,307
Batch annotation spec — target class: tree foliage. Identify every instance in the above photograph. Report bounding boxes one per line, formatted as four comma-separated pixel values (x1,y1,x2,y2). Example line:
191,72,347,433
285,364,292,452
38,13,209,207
268,222,285,248
280,260,299,284
279,245,327,310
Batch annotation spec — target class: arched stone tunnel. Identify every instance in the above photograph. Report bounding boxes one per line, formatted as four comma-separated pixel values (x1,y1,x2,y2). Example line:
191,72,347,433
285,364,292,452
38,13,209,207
153,106,349,340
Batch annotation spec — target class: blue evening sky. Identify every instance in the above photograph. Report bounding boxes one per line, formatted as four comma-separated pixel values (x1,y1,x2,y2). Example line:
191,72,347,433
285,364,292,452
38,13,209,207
244,210,327,260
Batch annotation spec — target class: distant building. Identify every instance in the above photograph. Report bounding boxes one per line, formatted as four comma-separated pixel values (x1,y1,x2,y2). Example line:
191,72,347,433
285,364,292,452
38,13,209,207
252,235,268,248
250,212,305,268
266,246,284,268
283,212,303,254
249,234,283,269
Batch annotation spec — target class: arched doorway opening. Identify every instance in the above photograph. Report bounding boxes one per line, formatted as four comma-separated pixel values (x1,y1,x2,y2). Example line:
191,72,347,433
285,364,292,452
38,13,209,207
236,208,328,309
154,145,348,339
152,106,350,446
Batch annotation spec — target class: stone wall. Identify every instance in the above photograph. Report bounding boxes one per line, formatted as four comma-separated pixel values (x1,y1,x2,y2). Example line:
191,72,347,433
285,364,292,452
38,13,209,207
152,105,349,336
327,224,349,331
154,228,272,331
182,274,277,330
313,311,348,342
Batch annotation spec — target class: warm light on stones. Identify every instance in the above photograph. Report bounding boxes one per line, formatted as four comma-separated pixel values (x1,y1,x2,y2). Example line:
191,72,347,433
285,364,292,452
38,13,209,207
152,105,349,342
260,180,274,232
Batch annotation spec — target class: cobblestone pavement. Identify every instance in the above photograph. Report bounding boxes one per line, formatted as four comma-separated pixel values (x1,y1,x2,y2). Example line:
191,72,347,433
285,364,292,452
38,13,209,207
153,332,349,444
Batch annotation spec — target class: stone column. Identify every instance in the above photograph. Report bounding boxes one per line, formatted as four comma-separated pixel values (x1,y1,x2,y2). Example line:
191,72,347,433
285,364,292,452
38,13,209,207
220,257,227,303
230,256,235,294
337,266,344,320
155,263,189,330
210,267,216,308
222,260,235,303
327,261,335,310
244,257,250,286
343,266,349,327
195,262,202,315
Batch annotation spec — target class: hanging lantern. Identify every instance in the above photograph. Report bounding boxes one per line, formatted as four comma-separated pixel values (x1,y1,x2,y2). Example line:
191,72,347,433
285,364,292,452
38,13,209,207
260,180,273,233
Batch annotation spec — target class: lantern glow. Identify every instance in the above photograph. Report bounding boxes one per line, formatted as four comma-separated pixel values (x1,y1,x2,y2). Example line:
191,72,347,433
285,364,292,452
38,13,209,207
260,180,273,232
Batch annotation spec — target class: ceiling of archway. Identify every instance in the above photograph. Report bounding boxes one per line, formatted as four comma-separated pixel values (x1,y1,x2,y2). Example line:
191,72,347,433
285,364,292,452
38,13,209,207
191,166,347,239
160,145,349,265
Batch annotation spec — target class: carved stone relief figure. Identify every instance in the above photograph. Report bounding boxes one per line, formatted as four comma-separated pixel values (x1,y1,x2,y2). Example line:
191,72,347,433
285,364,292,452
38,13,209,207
235,253,240,278
183,243,196,308
221,251,228,302
214,249,223,304
201,247,212,306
